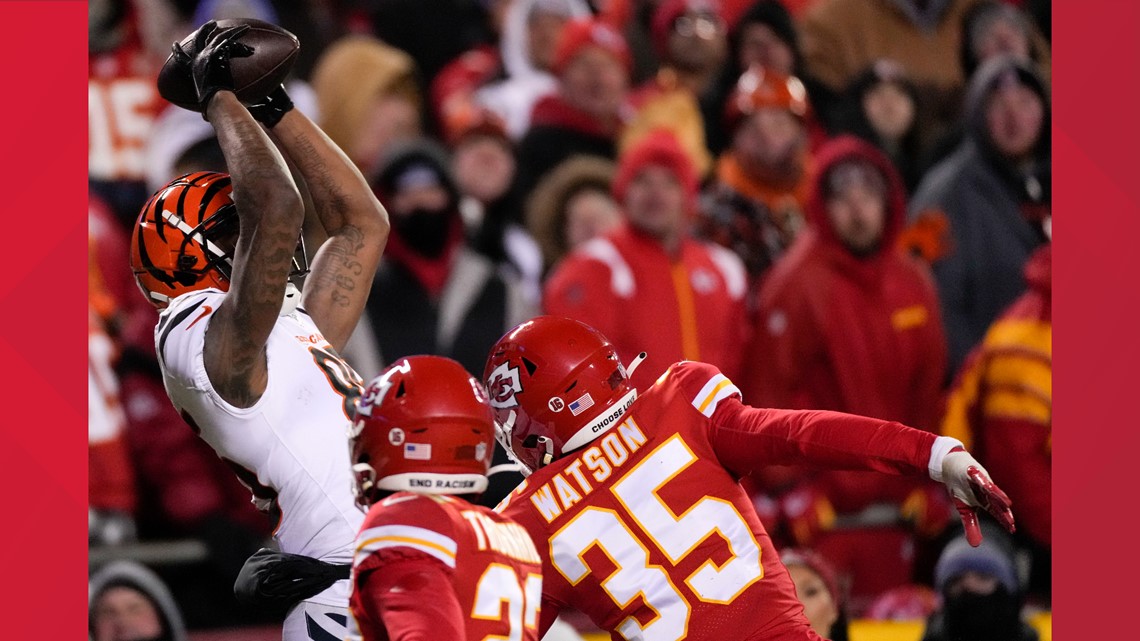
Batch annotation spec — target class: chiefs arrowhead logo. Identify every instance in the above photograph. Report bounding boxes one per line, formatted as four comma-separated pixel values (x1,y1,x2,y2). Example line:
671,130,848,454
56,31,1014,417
486,362,523,409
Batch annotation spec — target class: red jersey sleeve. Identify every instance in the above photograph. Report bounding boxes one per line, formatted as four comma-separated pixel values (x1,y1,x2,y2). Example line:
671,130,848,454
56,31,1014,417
670,361,938,480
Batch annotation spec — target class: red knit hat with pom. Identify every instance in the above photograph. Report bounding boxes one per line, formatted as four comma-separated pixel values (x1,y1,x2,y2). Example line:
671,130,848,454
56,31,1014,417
612,128,699,211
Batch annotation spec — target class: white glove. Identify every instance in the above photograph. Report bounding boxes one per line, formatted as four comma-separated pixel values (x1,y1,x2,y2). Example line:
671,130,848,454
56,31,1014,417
930,437,1016,546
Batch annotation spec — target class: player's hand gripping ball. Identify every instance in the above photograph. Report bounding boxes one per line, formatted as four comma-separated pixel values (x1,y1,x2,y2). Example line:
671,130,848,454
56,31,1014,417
158,18,300,112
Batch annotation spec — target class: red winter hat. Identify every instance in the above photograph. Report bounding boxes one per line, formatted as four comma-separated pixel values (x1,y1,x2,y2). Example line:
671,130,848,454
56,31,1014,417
781,547,842,608
612,128,699,210
651,0,723,59
553,17,632,76
441,98,509,148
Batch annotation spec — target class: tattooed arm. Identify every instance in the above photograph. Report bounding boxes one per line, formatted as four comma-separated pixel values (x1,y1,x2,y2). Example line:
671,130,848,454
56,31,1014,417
267,108,390,352
202,91,305,407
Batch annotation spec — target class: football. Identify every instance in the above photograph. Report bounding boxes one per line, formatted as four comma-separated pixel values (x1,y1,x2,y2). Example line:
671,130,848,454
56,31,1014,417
157,18,300,112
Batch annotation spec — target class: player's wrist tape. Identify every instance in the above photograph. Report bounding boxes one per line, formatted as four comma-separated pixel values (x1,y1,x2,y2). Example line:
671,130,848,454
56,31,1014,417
928,435,965,482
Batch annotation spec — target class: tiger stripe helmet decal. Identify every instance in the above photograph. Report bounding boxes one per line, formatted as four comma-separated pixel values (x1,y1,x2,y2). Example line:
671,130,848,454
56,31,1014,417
130,171,237,309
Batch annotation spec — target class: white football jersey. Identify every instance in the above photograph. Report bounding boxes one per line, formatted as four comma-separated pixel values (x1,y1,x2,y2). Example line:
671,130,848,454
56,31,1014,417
156,289,365,607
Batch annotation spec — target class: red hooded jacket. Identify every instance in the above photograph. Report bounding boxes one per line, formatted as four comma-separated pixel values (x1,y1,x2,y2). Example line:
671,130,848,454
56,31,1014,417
740,136,948,510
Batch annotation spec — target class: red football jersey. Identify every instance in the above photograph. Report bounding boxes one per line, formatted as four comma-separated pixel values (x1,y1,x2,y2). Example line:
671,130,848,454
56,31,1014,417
497,361,938,641
348,492,544,641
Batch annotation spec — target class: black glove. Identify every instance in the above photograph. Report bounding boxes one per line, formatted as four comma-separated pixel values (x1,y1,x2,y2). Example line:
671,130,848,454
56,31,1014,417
247,84,294,128
233,548,351,615
165,19,223,103
190,23,254,117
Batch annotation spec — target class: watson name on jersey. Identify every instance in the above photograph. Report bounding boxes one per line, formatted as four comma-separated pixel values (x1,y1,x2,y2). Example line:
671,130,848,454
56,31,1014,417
497,361,942,641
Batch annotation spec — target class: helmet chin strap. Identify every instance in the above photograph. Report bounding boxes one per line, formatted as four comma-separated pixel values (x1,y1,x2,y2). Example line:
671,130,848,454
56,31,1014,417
537,436,555,467
626,352,648,378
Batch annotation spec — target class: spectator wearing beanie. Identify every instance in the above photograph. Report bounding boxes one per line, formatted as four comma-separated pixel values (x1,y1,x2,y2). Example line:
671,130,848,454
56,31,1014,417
781,548,849,641
89,560,188,641
905,56,1050,379
510,17,632,207
922,522,1039,641
543,129,749,391
622,0,727,179
716,0,838,145
740,136,950,612
714,65,816,246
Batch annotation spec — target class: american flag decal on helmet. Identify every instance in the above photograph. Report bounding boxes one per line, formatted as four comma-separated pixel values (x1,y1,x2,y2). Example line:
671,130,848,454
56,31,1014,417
568,393,595,416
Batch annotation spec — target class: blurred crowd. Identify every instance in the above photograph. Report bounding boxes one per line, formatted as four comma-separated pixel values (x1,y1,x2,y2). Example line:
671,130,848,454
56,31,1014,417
89,0,1051,637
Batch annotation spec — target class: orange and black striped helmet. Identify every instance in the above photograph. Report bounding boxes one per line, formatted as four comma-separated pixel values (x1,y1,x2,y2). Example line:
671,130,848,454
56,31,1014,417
130,172,238,309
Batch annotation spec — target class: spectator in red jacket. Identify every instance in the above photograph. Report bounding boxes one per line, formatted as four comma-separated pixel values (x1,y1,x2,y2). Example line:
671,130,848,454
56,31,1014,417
740,135,950,612
543,129,749,390
742,135,947,436
941,243,1051,601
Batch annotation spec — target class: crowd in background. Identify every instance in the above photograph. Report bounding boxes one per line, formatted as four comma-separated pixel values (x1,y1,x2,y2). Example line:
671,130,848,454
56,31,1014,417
88,0,1051,637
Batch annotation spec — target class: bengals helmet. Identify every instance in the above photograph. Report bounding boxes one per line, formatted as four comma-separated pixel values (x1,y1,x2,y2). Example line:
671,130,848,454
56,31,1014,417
483,316,639,475
130,171,309,309
350,356,496,508
131,172,238,308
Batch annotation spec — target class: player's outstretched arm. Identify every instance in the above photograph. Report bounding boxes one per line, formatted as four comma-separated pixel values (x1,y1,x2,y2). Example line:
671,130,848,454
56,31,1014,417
249,88,390,351
195,38,304,407
707,396,1015,546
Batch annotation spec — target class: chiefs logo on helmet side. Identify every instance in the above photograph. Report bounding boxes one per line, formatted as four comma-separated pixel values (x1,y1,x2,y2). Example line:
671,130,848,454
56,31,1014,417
486,362,523,409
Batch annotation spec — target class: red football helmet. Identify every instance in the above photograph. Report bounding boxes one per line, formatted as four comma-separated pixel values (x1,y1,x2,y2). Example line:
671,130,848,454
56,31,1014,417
483,316,640,475
350,356,496,507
